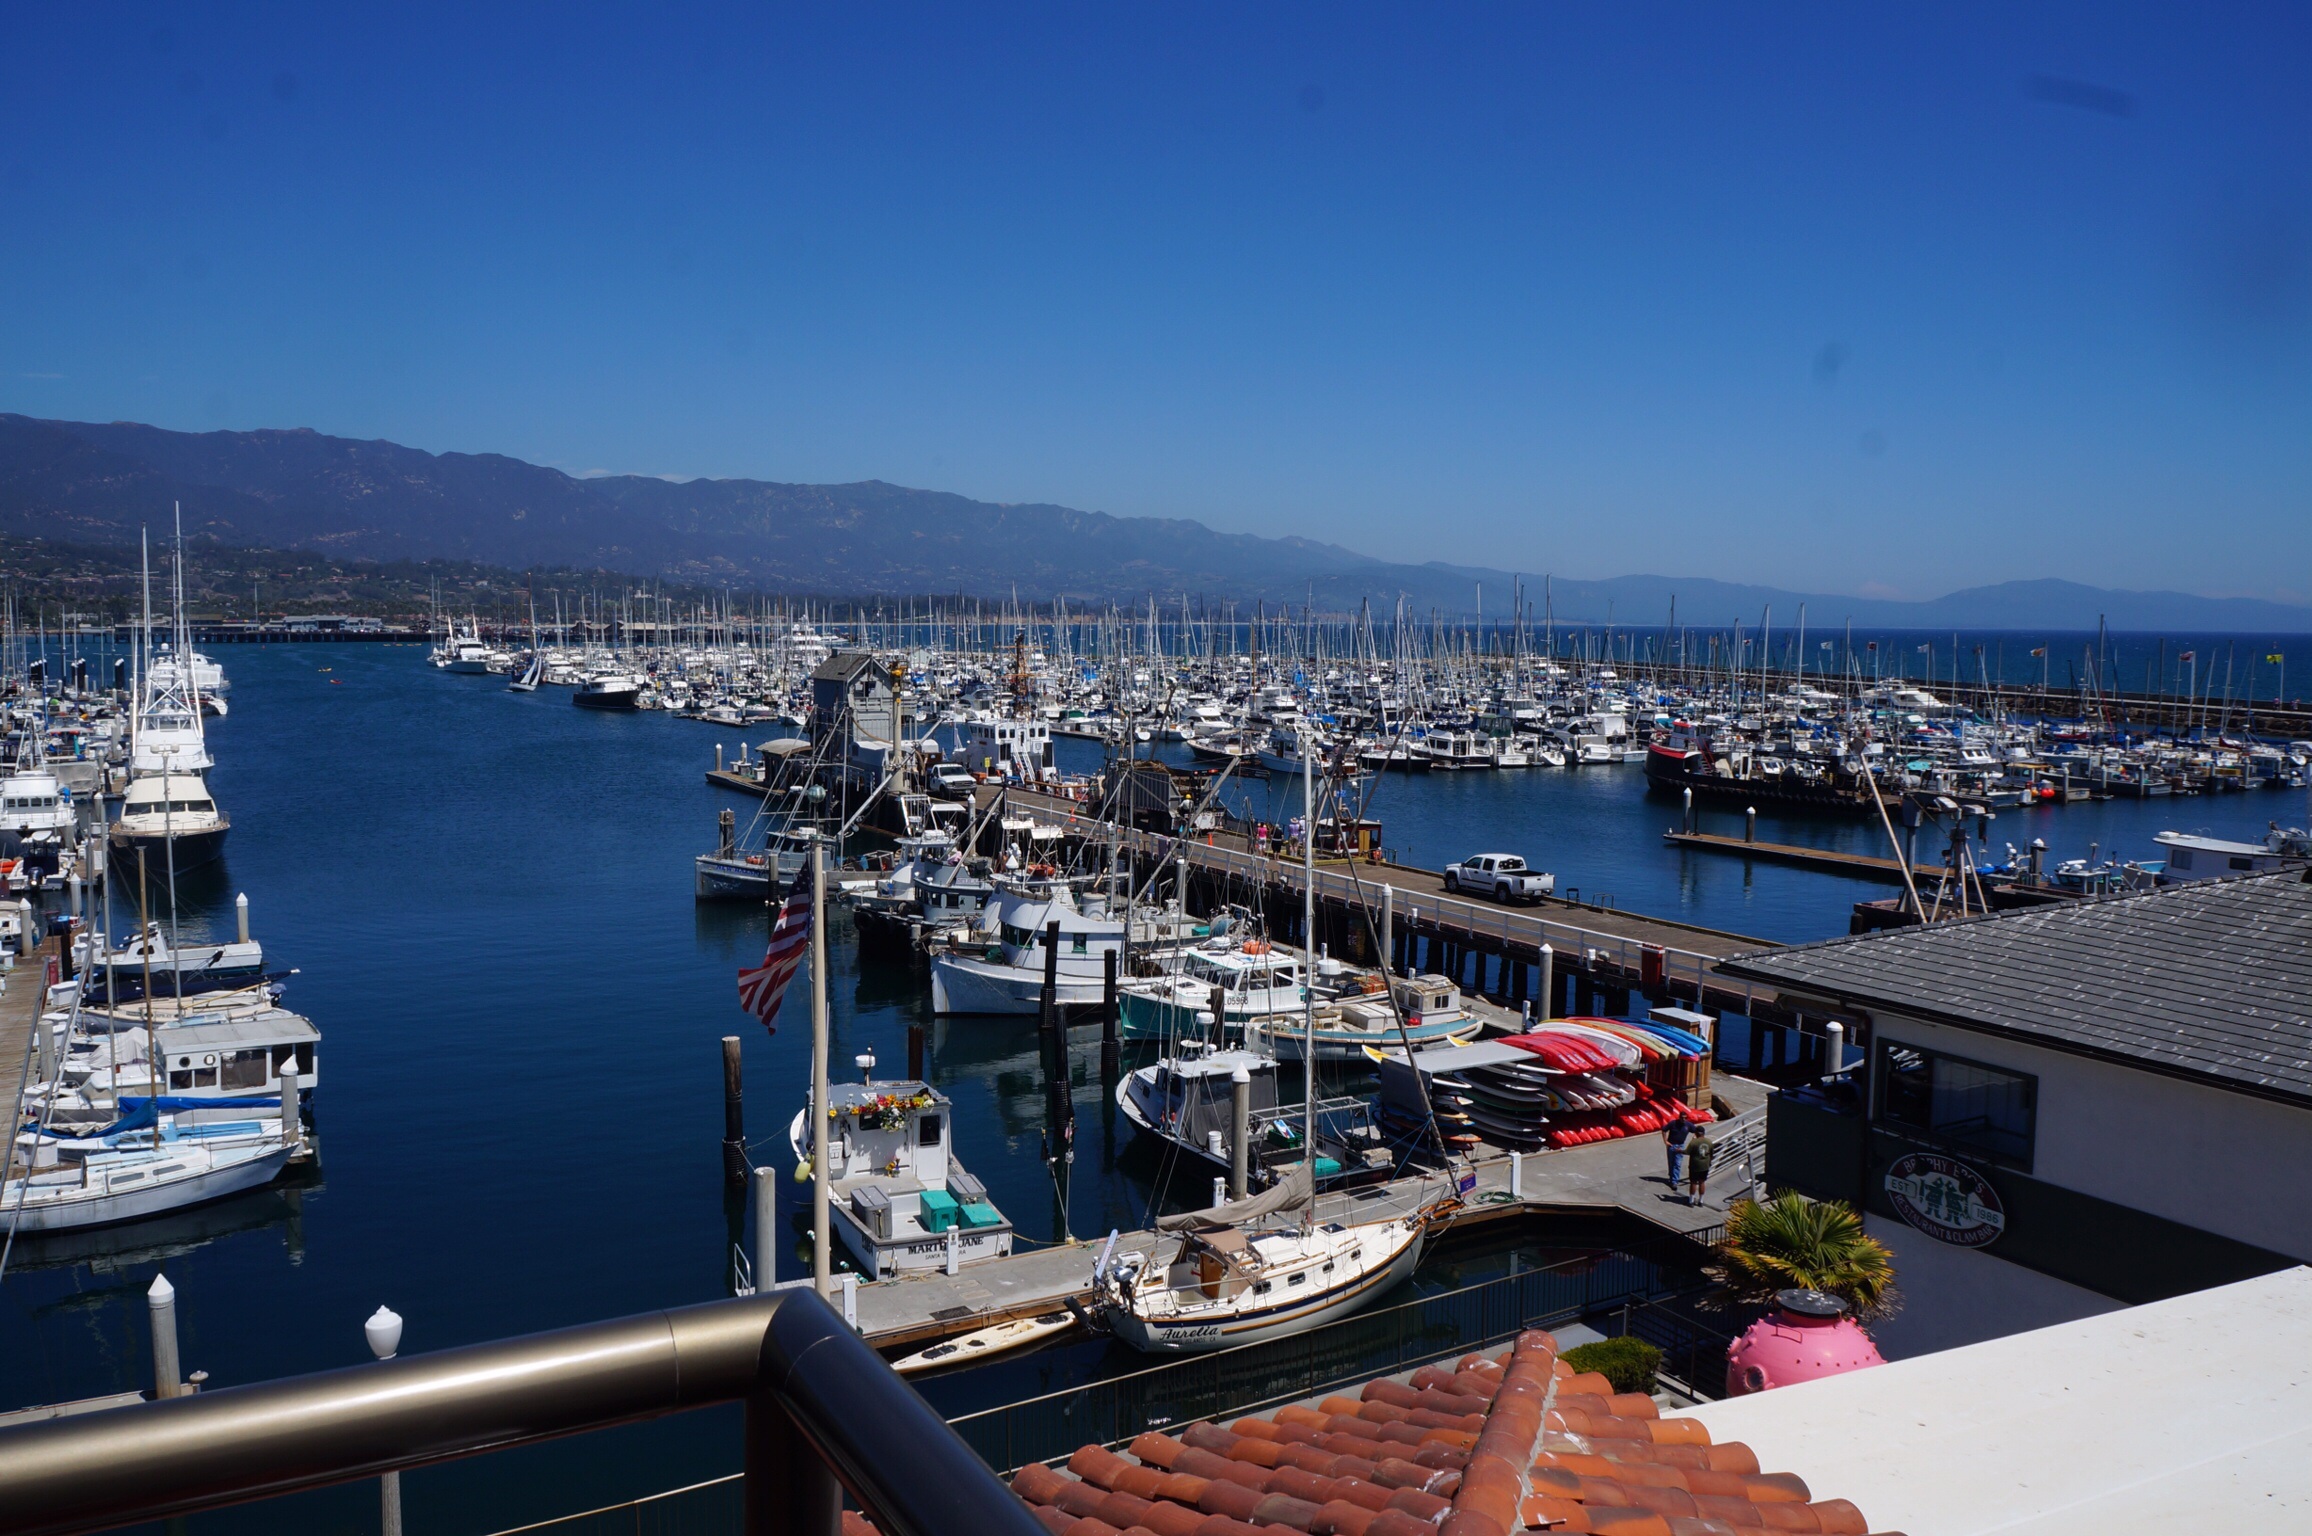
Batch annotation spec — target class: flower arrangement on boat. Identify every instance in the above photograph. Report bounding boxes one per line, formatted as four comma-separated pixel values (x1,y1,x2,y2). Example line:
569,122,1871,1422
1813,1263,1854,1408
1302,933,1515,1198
826,1089,936,1131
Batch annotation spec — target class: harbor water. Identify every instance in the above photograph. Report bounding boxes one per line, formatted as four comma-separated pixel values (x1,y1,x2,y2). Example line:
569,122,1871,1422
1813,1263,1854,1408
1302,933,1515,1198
0,642,2297,1535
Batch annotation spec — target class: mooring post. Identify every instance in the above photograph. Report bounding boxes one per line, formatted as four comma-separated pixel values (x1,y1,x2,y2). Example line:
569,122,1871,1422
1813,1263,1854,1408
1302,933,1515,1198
1229,1065,1251,1199
1100,948,1120,1079
235,891,250,944
907,1022,926,1082
721,1035,747,1188
1744,806,1757,844
147,1275,183,1400
1683,787,1693,835
1381,883,1395,976
751,1165,777,1294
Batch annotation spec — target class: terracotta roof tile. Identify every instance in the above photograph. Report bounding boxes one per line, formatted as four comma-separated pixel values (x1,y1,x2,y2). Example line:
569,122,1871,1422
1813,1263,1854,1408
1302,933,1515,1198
987,1328,1888,1536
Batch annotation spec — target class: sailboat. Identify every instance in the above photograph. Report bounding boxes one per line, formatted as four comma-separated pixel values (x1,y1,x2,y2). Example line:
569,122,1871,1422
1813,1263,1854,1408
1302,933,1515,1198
508,597,544,691
1087,745,1457,1353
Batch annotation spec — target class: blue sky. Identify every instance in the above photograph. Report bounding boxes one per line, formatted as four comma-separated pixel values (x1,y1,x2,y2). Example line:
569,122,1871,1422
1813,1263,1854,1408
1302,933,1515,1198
1,5,2306,600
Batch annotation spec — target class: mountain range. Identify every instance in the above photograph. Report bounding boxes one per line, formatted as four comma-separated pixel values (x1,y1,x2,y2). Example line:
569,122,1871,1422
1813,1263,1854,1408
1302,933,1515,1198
3,413,2305,632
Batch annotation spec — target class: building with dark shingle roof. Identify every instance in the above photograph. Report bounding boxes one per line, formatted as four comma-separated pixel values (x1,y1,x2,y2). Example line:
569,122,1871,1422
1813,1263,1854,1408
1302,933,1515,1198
1718,871,2312,1359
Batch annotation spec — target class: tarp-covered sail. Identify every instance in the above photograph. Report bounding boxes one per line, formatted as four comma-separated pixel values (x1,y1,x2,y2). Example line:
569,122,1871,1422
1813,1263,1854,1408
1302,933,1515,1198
1156,1164,1313,1232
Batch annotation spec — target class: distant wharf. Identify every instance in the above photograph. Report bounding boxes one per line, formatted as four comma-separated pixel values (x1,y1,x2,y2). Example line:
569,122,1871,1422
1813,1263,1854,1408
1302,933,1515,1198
848,1076,1769,1353
1661,829,1942,886
987,786,1804,1027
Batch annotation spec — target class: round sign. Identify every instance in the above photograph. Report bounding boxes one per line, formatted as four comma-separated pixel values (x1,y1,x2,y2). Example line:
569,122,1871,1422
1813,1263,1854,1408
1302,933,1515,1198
1884,1152,2005,1247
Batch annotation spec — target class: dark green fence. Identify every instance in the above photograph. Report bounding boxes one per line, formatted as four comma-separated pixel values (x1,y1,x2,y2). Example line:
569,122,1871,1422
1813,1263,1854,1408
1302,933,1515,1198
950,1242,1699,1475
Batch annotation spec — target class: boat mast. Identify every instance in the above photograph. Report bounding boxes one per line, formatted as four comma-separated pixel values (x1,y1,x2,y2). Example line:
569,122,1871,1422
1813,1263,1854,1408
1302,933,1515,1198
1302,736,1315,1232
810,837,832,1299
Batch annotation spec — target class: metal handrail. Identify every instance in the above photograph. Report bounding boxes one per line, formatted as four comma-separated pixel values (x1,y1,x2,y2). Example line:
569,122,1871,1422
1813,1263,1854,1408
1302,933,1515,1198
0,1288,1043,1536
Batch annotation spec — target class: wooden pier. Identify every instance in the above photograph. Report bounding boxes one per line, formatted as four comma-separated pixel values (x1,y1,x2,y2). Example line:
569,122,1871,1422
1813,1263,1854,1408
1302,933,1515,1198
994,787,1805,1027
1662,830,1941,886
848,1076,1770,1352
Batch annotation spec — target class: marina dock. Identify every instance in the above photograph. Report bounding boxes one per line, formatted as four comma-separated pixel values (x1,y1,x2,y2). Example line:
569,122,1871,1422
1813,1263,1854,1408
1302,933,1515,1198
1662,829,1943,885
850,1075,1769,1351
0,946,44,1107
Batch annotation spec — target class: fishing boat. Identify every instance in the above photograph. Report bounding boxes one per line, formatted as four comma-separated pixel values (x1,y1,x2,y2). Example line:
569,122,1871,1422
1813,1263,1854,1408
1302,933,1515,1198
928,883,1125,1014
1244,970,1482,1061
786,1070,1013,1278
1115,942,1306,1040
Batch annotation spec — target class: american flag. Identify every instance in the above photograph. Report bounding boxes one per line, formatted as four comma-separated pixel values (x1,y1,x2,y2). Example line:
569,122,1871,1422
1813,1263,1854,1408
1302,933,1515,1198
737,865,814,1032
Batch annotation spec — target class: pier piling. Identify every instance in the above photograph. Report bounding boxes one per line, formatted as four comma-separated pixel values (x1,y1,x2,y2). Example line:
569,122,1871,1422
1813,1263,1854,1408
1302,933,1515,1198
720,1036,747,1189
907,1023,926,1083
751,1165,777,1295
1099,950,1119,1080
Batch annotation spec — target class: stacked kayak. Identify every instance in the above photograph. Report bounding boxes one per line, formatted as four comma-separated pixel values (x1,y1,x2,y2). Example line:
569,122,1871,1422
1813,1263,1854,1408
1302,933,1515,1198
1372,1018,1714,1155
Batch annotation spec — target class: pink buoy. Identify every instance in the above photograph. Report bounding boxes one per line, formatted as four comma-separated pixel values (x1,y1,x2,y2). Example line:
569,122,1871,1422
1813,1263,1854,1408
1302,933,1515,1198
1724,1288,1886,1396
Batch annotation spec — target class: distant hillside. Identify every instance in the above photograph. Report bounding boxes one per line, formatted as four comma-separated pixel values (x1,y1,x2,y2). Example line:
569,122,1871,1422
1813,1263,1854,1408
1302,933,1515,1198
3,414,2306,632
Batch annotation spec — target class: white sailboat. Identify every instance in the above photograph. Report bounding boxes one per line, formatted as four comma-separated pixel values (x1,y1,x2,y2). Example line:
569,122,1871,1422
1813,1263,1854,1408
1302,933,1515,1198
1087,746,1456,1353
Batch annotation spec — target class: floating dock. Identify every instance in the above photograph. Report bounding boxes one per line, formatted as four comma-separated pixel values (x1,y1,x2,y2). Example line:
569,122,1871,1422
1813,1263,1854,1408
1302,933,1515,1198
1662,830,1942,886
847,1076,1768,1352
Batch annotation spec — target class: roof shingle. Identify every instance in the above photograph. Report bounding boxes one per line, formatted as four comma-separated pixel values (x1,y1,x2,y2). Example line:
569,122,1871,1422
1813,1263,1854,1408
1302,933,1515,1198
989,1330,1888,1536
1717,871,2312,1105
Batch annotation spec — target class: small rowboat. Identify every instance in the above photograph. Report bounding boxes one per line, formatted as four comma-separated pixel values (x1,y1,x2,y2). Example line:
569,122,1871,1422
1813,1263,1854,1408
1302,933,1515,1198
887,1310,1076,1375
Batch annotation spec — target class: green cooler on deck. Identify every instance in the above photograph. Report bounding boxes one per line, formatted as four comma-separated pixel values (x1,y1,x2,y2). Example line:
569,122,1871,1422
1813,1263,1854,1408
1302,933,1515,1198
918,1189,961,1234
958,1202,1003,1230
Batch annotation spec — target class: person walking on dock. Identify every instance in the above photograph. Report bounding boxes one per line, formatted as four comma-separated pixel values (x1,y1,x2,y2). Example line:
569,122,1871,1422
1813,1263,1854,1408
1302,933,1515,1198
1663,1114,1692,1190
1685,1130,1715,1207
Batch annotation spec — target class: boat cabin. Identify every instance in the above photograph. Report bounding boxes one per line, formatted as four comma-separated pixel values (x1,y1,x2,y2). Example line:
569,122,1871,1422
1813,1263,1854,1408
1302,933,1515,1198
963,716,1054,782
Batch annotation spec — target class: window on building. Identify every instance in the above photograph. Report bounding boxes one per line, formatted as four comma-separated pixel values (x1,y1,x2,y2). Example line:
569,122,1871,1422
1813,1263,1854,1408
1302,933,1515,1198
1876,1040,2036,1167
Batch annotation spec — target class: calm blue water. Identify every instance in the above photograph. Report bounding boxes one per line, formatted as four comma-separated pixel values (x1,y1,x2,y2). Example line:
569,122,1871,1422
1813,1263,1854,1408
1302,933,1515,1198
0,644,2296,1534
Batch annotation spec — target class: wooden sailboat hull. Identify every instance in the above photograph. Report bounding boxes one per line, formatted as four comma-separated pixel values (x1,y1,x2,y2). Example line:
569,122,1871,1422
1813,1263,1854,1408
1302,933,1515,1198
1106,1221,1425,1354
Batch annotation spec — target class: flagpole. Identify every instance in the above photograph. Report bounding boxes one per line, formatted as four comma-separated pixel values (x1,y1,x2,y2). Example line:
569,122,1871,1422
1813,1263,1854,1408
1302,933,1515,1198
811,837,832,1300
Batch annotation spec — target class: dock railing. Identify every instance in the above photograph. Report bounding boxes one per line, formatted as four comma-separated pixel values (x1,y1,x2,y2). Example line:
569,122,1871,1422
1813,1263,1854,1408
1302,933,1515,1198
0,1287,1043,1536
950,1236,1704,1475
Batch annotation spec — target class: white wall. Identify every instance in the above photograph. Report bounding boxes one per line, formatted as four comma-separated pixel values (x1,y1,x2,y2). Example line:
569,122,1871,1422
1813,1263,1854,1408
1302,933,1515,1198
1859,1213,2122,1359
1870,1012,2312,1263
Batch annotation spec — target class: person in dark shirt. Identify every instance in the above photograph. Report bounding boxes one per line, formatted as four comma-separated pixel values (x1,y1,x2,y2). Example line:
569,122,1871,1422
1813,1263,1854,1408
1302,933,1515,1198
1685,1132,1715,1206
1663,1114,1692,1188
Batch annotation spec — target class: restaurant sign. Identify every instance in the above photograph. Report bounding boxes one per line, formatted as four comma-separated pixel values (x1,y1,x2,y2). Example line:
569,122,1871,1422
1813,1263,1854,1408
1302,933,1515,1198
1885,1152,2005,1247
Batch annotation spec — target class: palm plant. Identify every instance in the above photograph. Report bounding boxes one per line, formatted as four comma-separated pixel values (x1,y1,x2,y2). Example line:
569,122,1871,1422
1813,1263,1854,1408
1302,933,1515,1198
1708,1192,1899,1320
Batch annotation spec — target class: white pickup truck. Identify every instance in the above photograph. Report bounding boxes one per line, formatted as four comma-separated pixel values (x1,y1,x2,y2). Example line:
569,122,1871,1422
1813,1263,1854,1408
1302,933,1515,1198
1443,853,1555,904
